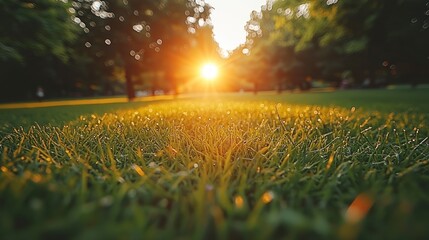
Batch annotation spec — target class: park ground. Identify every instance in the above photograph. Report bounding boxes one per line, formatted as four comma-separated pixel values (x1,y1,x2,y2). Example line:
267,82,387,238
0,88,428,239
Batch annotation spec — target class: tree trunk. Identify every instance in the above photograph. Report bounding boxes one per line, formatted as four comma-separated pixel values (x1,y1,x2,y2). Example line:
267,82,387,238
253,82,258,94
125,64,135,101
276,70,283,94
167,71,179,96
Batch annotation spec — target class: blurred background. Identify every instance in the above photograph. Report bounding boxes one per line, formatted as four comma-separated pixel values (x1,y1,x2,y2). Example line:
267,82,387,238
0,0,428,102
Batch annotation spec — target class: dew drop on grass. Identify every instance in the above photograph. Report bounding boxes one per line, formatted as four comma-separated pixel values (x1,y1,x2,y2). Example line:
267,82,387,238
205,184,214,191
159,198,169,208
234,195,244,208
100,196,114,207
30,198,43,211
128,189,136,199
261,191,274,204
175,171,188,177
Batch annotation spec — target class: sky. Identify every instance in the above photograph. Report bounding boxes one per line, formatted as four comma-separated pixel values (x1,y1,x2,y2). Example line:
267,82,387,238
205,0,266,56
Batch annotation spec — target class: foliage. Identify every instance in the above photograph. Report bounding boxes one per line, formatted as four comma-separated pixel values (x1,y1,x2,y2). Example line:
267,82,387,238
74,0,217,99
0,0,77,63
0,0,78,101
0,0,219,102
241,0,429,90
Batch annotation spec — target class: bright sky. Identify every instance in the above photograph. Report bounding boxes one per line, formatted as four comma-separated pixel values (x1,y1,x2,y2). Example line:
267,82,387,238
205,0,266,56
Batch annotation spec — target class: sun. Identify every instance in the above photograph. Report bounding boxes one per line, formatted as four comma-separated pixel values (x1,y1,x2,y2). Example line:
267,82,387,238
200,63,219,81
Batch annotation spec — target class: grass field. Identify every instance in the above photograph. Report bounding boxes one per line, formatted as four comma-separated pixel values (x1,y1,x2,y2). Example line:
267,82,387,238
1,89,428,239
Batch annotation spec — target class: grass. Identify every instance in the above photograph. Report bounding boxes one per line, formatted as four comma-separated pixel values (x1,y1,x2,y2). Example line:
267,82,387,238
1,89,428,131
1,89,429,239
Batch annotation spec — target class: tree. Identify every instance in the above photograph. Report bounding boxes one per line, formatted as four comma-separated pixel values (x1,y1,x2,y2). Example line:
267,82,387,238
241,0,429,90
0,0,77,101
240,8,278,93
273,0,429,86
75,0,212,100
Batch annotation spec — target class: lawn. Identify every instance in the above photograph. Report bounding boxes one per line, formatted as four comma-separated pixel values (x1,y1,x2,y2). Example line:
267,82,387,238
1,89,428,239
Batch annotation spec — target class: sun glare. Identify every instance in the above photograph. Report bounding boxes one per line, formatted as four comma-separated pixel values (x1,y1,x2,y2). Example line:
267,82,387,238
201,63,219,81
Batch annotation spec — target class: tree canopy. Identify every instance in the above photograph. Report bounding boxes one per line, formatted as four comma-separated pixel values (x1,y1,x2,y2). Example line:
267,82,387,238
238,0,429,92
74,0,216,99
0,0,77,100
0,0,218,101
